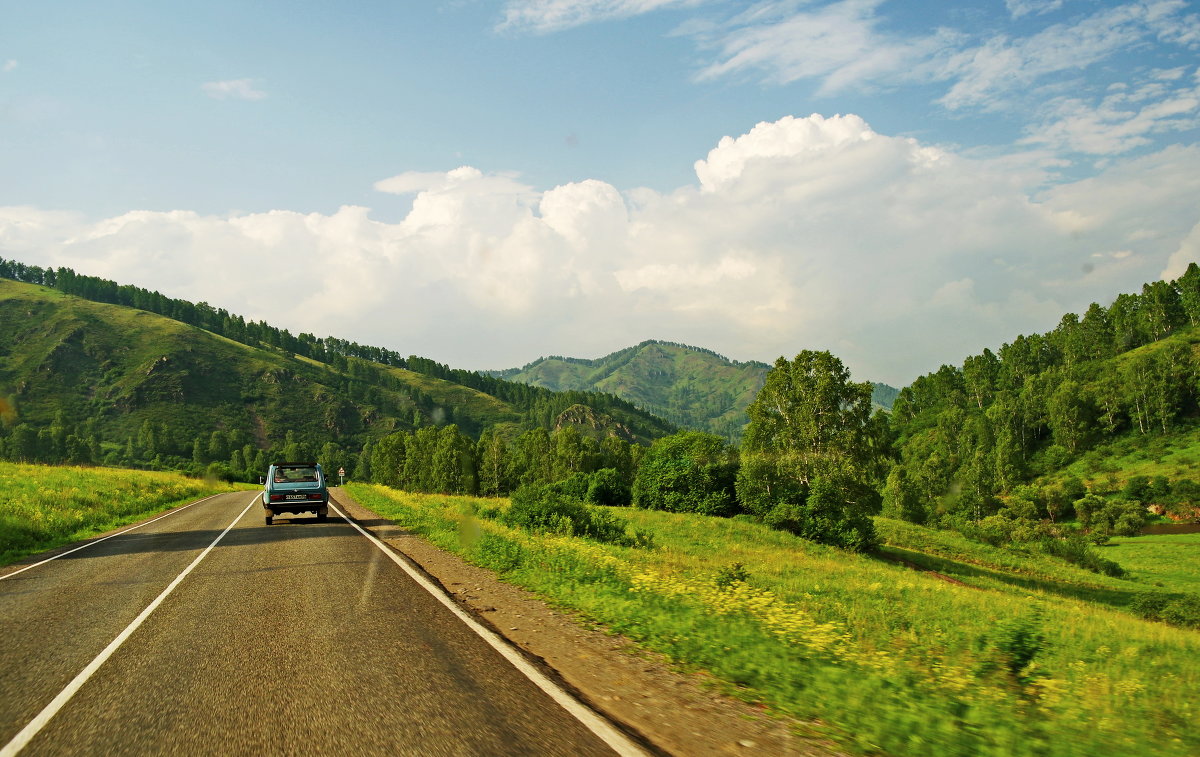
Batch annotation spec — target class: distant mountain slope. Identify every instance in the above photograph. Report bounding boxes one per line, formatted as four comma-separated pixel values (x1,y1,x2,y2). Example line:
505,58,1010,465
492,340,897,440
0,279,673,459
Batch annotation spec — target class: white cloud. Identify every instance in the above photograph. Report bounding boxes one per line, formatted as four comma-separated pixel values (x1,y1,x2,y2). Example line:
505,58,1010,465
1162,220,1200,280
1006,0,1065,19
3,114,1198,385
1021,67,1200,154
2,60,16,73
498,0,702,32
201,78,266,101
938,3,1164,111
695,0,958,93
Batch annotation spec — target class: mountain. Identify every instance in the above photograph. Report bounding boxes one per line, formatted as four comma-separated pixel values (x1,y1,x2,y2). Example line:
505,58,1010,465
491,340,898,440
0,276,674,466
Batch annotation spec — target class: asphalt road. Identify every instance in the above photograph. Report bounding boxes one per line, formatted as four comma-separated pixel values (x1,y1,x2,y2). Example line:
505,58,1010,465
0,491,632,756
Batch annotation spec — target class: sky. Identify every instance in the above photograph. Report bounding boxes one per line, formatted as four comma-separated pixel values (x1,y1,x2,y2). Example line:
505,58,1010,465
2,0,1199,386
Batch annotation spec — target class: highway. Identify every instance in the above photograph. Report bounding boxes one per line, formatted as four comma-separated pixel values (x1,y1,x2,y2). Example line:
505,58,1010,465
0,491,640,755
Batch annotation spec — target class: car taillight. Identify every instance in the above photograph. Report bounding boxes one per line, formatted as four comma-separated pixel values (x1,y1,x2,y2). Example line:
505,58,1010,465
308,493,323,500
269,494,284,502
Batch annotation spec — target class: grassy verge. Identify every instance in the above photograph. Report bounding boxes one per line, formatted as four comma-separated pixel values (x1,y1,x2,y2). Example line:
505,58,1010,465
0,462,244,565
347,483,1200,757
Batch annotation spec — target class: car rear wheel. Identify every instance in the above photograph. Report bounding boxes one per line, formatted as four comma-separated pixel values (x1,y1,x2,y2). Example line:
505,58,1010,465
317,508,328,522
265,510,274,525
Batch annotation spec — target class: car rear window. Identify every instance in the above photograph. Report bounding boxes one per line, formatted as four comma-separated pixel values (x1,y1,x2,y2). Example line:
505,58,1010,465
274,466,319,483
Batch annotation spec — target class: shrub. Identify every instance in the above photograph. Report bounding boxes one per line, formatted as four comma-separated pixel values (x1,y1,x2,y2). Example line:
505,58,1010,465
632,431,738,516
714,562,750,588
1130,591,1171,620
979,611,1047,687
1161,595,1200,628
761,476,878,552
1039,534,1124,577
503,483,629,544
1130,591,1200,629
585,468,631,506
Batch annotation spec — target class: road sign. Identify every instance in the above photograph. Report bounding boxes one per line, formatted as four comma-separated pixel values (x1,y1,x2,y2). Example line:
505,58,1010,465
338,467,345,476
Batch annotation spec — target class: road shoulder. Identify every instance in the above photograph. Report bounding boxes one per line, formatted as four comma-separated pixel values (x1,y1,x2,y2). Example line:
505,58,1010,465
329,488,844,757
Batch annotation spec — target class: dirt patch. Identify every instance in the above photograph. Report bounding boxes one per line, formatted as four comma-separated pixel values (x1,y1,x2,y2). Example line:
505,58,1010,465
329,489,845,757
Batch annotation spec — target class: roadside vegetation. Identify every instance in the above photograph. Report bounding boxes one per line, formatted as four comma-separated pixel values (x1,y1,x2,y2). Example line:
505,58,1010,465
347,483,1200,757
0,462,241,566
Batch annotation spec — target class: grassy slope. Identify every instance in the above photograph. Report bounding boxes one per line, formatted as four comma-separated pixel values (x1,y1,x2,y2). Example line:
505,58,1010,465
1107,532,1200,594
0,462,245,565
0,279,661,448
346,483,1200,757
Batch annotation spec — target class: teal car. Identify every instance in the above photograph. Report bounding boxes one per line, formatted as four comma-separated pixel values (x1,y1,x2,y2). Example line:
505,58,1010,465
262,462,329,525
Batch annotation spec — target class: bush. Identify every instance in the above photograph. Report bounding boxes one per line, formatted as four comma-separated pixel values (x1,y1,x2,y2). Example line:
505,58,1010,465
585,468,631,506
1039,534,1124,577
1161,595,1200,627
1130,591,1200,629
1130,591,1171,620
762,476,878,552
551,472,592,501
979,611,1047,687
503,483,629,544
632,431,738,516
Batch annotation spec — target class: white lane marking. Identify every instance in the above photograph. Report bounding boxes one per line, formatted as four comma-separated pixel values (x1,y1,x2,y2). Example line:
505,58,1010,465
0,493,228,582
331,502,649,757
0,494,260,757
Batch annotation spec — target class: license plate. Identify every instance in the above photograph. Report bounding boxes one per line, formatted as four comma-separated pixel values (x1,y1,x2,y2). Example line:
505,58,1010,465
285,494,306,500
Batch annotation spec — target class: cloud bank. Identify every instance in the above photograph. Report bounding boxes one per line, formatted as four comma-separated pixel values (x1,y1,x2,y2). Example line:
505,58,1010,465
2,114,1198,385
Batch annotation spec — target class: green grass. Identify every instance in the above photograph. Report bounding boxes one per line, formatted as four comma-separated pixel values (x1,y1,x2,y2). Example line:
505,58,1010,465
1106,533,1200,595
1050,421,1200,491
0,462,243,565
875,518,1153,608
347,483,1200,757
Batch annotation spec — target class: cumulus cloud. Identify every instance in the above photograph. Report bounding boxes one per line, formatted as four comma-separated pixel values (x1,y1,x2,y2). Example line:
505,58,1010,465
3,114,1199,385
201,78,266,101
1162,221,1200,280
2,60,16,73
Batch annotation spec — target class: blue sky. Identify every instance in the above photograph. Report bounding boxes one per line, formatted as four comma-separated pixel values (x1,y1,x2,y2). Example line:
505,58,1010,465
3,1,1199,385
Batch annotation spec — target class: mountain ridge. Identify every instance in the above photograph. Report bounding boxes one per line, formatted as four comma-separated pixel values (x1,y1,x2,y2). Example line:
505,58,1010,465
491,339,897,440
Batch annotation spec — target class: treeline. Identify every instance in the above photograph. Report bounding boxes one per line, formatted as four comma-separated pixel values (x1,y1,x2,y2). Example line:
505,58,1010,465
885,263,1200,535
364,424,639,500
0,257,668,440
369,352,891,553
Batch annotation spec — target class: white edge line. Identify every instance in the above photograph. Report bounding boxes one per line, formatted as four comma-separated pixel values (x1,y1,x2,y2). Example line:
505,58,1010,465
0,493,260,757
0,493,226,582
330,502,648,757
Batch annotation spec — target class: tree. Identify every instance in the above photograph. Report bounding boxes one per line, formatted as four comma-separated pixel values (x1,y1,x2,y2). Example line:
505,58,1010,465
735,351,881,551
371,434,405,487
631,431,738,516
477,431,513,497
1047,379,1095,453
882,465,927,524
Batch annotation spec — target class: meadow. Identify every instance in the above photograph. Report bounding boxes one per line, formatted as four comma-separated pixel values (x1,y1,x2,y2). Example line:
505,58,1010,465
0,462,241,565
347,483,1200,757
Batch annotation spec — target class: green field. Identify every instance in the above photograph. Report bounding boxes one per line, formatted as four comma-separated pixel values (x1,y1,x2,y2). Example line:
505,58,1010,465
0,462,243,565
1107,532,1200,595
347,483,1200,757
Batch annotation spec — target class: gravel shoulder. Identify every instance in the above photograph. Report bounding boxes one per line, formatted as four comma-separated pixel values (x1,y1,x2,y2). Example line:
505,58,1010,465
330,488,846,757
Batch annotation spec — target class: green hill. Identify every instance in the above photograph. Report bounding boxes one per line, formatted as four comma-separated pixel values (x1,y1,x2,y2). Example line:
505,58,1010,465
887,268,1200,533
492,340,896,440
0,277,674,470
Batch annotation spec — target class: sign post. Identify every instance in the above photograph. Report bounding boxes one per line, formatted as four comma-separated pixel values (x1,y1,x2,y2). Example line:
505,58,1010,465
338,467,345,486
